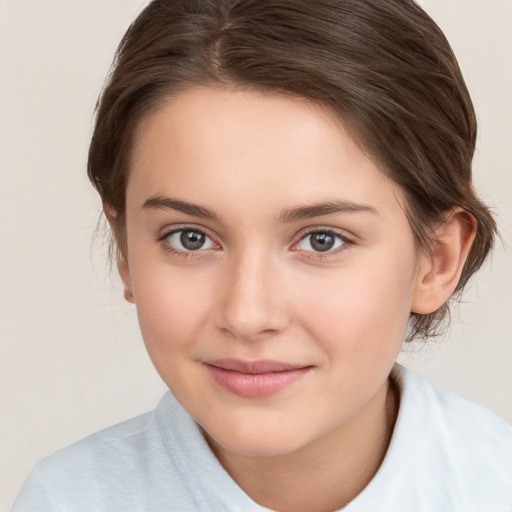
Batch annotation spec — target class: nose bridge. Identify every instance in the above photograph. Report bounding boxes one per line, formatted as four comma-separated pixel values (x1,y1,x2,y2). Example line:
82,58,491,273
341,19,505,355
217,246,288,341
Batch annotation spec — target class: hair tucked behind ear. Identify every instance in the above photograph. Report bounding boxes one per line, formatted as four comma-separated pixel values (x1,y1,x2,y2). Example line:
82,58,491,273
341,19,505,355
88,0,496,342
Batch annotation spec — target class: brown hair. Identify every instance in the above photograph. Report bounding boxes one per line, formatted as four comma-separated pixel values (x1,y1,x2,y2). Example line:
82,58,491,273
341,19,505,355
88,0,496,341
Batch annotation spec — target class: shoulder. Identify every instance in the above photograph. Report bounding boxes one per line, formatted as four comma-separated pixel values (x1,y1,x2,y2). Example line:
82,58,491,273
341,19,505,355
12,394,186,511
43,406,159,469
391,365,512,510
395,364,512,451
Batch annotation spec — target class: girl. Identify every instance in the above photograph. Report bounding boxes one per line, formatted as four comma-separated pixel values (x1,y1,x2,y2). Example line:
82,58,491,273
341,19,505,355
13,0,512,510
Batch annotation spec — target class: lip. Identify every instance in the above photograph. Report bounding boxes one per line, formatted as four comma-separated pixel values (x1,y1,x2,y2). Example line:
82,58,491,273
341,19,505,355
203,359,312,398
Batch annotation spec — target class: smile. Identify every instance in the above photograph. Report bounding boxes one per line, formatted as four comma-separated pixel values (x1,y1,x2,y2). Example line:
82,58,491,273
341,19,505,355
203,359,313,398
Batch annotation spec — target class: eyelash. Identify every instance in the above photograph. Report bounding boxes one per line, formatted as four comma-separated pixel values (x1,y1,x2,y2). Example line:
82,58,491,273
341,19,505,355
157,226,353,260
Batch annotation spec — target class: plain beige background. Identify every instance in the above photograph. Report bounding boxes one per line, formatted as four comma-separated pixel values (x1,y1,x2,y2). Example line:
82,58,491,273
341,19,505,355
1,1,511,510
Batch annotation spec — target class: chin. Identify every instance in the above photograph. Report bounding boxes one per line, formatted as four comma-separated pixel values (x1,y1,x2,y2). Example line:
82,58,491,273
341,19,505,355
204,417,313,459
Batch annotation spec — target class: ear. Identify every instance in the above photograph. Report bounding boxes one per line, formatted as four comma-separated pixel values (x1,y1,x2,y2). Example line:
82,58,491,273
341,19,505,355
103,205,135,304
412,208,477,315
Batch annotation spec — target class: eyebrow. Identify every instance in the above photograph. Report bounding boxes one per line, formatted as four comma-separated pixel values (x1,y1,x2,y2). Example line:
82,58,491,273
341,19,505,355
142,195,222,221
278,200,378,223
142,195,378,223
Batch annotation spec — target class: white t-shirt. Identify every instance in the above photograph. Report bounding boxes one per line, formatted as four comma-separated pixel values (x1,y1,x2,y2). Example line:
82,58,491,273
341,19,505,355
12,365,512,511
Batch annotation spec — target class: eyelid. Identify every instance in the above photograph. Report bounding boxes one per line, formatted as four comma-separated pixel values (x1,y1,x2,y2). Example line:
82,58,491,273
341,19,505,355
158,222,216,239
295,225,354,243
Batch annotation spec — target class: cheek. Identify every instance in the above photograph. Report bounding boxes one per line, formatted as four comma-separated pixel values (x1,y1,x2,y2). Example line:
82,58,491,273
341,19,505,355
296,252,417,354
131,264,216,352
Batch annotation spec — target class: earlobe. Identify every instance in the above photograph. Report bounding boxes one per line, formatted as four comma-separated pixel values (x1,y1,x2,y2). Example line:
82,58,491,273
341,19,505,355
412,209,477,315
118,256,135,304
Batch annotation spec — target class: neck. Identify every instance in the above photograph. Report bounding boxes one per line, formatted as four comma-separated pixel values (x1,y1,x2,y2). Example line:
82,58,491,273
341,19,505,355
206,376,399,512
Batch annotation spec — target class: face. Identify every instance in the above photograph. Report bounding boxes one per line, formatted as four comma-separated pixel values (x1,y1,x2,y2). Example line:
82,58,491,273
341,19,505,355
120,87,425,457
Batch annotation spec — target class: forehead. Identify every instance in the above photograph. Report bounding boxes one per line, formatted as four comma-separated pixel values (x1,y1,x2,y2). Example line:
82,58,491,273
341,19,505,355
127,86,406,222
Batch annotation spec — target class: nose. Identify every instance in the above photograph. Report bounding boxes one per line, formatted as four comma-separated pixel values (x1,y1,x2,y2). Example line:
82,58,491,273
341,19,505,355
215,251,291,342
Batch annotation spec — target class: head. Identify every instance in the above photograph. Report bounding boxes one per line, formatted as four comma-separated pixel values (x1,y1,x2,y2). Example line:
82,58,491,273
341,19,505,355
87,0,497,462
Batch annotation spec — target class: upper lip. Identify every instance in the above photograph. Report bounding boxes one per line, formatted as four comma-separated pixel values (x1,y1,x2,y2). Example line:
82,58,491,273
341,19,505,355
204,359,310,374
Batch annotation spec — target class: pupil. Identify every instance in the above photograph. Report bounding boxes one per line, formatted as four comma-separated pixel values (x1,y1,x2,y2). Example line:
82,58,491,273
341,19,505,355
311,232,334,252
180,230,205,250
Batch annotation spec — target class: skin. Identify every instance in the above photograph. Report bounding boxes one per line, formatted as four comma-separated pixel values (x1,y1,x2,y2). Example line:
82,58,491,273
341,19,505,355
115,87,474,511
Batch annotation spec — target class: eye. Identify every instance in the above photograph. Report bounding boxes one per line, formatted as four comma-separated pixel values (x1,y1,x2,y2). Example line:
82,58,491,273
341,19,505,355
296,230,347,253
163,228,216,252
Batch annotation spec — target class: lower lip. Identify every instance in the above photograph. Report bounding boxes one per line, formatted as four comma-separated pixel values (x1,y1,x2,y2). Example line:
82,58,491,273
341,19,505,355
205,365,311,398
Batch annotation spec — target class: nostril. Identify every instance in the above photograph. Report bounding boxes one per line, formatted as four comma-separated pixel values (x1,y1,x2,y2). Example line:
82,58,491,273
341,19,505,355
218,322,280,343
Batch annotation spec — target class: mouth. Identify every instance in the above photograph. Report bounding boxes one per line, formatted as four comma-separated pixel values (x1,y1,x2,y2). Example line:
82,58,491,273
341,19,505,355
203,359,313,398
